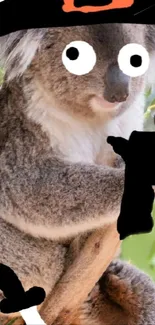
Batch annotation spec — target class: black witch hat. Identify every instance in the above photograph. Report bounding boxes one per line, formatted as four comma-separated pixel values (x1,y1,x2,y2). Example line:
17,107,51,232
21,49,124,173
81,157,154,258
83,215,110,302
0,0,155,37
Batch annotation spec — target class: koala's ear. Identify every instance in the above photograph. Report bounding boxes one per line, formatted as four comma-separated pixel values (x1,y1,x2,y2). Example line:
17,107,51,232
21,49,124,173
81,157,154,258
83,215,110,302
144,25,155,88
0,29,47,81
145,25,155,52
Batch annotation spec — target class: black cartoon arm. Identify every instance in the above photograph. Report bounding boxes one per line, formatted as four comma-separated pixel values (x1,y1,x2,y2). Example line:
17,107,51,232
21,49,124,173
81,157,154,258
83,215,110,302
107,131,155,240
0,263,45,315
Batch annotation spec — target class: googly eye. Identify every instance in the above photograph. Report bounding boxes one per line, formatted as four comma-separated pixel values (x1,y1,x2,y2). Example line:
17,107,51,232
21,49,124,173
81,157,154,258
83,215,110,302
118,43,150,77
62,41,96,75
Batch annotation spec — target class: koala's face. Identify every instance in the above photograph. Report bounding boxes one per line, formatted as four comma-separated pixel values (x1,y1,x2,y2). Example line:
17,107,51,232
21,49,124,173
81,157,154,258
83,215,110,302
6,24,151,119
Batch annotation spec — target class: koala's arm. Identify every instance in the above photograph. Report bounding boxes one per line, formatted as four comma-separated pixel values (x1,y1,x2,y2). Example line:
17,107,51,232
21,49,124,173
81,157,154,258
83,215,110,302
0,143,124,240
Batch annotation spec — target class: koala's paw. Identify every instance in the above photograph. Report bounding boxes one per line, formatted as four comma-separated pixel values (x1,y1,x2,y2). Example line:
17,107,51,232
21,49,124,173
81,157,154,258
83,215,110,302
113,155,125,169
99,259,155,325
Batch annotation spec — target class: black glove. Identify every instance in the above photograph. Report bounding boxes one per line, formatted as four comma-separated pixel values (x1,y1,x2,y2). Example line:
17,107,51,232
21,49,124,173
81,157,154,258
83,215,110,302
0,263,46,314
107,131,155,240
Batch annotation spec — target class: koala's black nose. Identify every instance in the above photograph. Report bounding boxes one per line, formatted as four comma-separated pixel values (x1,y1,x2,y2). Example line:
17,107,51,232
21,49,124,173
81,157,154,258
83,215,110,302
104,64,130,103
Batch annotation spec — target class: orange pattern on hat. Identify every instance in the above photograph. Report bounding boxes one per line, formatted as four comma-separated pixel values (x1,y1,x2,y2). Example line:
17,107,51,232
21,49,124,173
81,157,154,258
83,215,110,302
62,0,134,13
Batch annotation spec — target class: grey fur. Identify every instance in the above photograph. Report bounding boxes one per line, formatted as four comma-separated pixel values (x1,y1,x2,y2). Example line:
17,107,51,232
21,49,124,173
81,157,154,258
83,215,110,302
81,259,155,325
0,24,155,324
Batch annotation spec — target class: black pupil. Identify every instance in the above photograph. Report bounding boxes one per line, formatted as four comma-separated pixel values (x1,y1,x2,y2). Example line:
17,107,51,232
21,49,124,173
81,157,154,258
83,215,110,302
66,47,79,60
130,55,142,67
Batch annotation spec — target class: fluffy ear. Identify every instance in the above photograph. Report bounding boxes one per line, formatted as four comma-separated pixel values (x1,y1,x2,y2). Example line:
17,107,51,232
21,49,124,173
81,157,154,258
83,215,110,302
145,25,155,88
145,25,155,52
0,29,47,81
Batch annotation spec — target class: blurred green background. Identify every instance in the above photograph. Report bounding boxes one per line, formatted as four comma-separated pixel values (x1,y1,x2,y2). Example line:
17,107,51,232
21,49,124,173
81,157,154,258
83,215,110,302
1,68,155,281
121,205,155,280
0,68,4,86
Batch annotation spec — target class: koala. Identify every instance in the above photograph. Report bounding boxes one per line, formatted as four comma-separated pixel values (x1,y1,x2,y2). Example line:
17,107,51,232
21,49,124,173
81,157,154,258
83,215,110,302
0,24,155,325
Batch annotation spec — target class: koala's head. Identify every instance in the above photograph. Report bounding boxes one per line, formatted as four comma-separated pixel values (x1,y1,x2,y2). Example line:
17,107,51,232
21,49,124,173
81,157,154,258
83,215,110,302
0,24,154,119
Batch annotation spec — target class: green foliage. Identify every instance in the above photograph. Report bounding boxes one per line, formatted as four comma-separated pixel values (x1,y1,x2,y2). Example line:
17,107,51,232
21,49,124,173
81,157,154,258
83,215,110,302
122,204,155,280
0,68,4,86
145,86,152,98
6,318,19,325
144,86,155,126
144,97,155,120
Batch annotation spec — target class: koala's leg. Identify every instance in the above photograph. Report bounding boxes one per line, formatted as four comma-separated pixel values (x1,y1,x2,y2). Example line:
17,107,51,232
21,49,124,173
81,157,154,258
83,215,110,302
96,259,155,325
0,218,68,325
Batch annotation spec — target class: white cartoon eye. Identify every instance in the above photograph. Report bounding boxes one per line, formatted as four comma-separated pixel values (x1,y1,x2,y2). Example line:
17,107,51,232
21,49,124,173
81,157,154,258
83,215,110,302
118,43,150,77
62,41,96,75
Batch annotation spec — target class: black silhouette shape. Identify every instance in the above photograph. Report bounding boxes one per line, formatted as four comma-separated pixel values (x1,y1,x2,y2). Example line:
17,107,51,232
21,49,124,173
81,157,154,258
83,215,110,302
0,263,46,313
107,130,155,240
